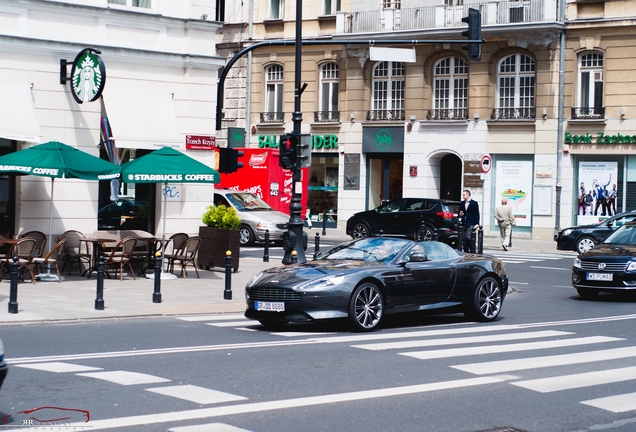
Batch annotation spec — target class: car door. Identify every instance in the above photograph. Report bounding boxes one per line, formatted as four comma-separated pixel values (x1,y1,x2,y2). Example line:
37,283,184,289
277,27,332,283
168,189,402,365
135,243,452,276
400,198,428,236
369,199,406,235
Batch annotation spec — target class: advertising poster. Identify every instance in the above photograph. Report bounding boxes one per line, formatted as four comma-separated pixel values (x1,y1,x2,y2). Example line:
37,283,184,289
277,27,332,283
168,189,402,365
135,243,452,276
495,160,533,227
577,162,618,224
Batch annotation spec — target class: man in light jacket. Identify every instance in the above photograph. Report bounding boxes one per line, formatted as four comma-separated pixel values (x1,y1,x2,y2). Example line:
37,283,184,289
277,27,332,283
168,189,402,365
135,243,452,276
494,198,515,251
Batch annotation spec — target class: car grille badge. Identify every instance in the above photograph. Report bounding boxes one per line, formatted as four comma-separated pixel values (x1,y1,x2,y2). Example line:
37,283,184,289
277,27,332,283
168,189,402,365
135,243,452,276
598,262,606,271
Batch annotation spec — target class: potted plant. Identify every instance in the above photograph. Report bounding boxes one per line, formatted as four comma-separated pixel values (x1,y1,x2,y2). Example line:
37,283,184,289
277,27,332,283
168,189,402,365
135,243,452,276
198,204,242,272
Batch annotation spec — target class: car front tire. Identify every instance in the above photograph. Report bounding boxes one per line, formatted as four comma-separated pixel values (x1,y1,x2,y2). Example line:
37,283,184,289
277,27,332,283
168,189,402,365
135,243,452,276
239,225,255,246
576,288,600,299
576,236,596,254
351,222,370,239
415,226,434,241
348,282,383,331
464,276,502,322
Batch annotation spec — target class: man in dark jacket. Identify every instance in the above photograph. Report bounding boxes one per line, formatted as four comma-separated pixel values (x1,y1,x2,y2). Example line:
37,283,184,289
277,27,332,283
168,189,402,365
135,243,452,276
459,189,480,253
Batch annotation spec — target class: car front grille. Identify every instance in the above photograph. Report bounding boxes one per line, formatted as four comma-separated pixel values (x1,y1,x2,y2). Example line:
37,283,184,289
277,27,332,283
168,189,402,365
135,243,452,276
580,261,627,272
276,223,288,229
249,287,302,301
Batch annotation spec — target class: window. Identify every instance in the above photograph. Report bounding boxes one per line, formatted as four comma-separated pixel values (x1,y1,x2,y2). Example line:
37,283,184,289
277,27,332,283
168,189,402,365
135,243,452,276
318,63,339,121
270,0,284,19
431,57,468,120
108,0,151,8
382,0,401,8
371,61,405,120
264,65,284,122
578,52,604,114
324,0,341,15
495,54,535,119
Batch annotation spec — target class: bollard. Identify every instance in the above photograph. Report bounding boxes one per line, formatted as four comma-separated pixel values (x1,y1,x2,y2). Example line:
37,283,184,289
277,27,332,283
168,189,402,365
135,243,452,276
433,230,439,241
478,227,484,254
509,226,513,248
153,251,162,303
470,228,477,253
224,251,232,300
322,211,327,236
313,232,320,259
263,229,269,262
95,255,105,310
291,250,297,264
8,256,18,314
458,226,465,251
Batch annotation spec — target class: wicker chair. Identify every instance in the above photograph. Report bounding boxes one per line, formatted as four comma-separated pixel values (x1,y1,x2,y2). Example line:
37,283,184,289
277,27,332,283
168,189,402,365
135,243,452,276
166,236,201,278
0,237,38,283
61,230,92,275
164,233,189,273
19,230,47,258
104,236,138,280
32,238,66,283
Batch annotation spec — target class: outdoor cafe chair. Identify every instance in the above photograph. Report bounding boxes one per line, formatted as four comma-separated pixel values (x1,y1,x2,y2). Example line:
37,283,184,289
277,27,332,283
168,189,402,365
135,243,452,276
0,237,38,283
32,237,66,283
164,232,189,273
19,230,47,258
104,236,138,280
61,230,92,275
166,236,201,278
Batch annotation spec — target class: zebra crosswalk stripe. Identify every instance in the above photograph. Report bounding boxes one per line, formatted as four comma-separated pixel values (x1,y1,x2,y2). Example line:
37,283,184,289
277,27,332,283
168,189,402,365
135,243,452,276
581,392,636,413
512,366,636,393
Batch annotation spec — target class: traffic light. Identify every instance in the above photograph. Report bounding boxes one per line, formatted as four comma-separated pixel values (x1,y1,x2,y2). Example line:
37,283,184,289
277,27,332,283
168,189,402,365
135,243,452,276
461,8,482,62
279,132,298,169
298,134,312,169
218,148,244,173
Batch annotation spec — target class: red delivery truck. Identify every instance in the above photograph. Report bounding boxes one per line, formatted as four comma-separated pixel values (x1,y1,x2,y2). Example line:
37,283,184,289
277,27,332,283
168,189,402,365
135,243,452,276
216,148,308,216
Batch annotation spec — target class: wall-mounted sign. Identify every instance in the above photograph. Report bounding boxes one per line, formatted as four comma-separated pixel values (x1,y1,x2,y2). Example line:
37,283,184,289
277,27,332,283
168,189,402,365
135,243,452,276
70,48,106,104
409,166,417,176
312,134,338,150
565,131,636,144
362,127,404,153
228,127,245,148
257,135,279,148
186,135,216,150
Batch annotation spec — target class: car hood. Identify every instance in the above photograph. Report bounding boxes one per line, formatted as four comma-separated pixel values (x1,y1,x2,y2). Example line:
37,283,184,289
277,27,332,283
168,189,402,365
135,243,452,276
251,260,387,287
561,224,600,232
239,210,290,224
581,244,636,258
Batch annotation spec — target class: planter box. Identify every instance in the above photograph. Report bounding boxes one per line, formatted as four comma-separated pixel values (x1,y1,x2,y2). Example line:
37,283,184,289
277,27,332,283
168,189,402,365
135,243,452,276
198,226,240,272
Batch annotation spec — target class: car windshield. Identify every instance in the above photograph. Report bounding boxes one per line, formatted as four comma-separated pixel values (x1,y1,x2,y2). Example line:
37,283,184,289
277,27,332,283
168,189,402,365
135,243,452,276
603,223,636,245
226,193,273,211
318,237,410,262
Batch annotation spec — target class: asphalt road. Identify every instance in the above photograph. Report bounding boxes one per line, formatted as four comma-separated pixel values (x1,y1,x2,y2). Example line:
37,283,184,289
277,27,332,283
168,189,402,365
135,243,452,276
3,254,636,431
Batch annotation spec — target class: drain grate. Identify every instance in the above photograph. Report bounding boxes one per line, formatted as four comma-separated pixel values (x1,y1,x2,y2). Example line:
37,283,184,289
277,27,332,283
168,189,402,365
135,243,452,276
472,428,530,432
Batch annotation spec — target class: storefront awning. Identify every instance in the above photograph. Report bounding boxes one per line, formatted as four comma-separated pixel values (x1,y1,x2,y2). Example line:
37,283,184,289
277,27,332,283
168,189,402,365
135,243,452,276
0,83,42,142
102,90,182,150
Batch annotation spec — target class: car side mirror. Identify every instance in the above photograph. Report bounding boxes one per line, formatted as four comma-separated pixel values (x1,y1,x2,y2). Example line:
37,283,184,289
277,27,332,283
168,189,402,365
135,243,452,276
409,252,428,262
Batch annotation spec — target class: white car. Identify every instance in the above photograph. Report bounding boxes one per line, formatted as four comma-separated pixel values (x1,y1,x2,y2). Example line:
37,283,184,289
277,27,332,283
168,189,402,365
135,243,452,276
213,190,290,246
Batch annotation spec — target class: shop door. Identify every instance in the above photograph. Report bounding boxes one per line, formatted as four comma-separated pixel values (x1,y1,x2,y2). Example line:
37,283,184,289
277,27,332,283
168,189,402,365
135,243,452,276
367,154,403,209
440,154,462,201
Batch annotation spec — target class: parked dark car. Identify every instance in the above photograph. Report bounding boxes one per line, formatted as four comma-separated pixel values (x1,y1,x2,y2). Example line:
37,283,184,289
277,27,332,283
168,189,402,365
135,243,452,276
0,338,7,391
245,236,508,331
572,221,636,299
556,210,636,254
346,198,461,246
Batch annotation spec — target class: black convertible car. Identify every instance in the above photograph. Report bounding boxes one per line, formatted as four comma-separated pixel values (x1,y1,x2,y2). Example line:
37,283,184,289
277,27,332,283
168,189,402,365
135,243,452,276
245,237,508,331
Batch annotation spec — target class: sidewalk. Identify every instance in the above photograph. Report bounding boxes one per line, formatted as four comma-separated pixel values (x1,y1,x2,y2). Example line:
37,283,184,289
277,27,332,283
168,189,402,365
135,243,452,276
0,227,561,325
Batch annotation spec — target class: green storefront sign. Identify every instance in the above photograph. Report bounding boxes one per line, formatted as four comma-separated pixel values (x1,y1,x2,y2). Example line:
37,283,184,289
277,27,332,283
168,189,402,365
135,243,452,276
257,134,338,149
565,131,636,144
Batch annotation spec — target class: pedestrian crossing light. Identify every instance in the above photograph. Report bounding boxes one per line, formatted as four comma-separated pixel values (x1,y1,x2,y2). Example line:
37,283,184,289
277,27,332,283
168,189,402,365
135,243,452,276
279,132,298,170
219,148,244,173
461,8,482,62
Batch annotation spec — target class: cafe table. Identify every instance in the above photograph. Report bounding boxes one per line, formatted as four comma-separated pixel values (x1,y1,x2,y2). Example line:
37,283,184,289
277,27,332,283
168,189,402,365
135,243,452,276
80,236,117,279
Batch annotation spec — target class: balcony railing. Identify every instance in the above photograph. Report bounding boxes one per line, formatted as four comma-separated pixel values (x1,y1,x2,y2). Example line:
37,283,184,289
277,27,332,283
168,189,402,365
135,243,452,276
314,111,341,122
491,107,536,120
571,107,605,120
366,109,405,121
260,112,284,123
342,0,554,34
427,108,468,120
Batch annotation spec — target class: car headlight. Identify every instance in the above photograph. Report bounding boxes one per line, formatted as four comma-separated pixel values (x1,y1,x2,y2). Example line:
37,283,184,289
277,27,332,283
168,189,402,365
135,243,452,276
562,229,572,237
627,261,636,272
246,271,267,288
296,274,346,291
573,257,581,269
256,221,276,229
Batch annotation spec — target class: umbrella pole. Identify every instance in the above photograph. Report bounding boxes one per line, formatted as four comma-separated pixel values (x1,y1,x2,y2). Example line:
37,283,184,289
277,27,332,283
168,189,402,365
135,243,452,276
147,182,176,280
38,178,61,282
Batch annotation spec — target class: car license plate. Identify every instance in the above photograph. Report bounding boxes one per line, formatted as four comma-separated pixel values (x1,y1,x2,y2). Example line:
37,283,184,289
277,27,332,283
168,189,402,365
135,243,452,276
255,301,285,312
586,272,613,281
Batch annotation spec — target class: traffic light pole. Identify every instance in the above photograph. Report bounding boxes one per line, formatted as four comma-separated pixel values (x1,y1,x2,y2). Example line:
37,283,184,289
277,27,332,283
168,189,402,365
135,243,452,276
282,0,307,264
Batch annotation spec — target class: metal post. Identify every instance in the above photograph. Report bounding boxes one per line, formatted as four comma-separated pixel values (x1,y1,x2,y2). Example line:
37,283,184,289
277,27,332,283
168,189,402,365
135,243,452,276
478,228,483,254
153,252,162,303
419,220,425,241
95,255,105,310
263,229,269,262
458,225,465,251
8,257,18,314
322,211,327,236
314,232,320,259
291,250,297,264
224,251,232,300
509,226,513,248
470,228,476,253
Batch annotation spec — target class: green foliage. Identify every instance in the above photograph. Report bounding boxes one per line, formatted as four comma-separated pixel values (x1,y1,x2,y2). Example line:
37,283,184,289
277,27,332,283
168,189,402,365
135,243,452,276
202,204,241,230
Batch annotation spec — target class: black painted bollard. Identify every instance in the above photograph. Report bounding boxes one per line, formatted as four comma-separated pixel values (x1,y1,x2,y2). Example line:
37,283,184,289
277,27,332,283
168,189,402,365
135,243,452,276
95,255,105,310
470,228,477,253
263,229,269,262
322,211,327,236
313,232,320,259
291,250,297,264
457,224,464,251
153,251,162,303
8,257,18,314
224,251,232,300
478,227,484,254
509,226,513,248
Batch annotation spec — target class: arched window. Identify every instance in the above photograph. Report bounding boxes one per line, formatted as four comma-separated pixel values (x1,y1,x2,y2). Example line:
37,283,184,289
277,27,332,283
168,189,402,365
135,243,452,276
263,65,284,123
495,54,535,119
576,52,604,119
318,63,340,122
430,57,468,120
370,61,405,121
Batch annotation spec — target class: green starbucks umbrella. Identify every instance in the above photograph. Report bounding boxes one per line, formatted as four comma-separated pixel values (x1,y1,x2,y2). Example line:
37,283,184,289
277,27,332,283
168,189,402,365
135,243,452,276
0,141,121,280
121,147,219,279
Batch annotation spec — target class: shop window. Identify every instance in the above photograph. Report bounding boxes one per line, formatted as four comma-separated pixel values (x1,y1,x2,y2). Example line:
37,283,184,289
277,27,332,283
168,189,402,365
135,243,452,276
317,63,339,122
369,61,405,121
493,53,535,119
573,52,604,119
308,156,339,228
262,65,284,123
429,57,468,120
108,0,152,9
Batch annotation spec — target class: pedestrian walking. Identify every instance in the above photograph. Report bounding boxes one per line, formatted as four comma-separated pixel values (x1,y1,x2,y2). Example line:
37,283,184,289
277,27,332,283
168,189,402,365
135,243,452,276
459,189,480,253
494,198,515,251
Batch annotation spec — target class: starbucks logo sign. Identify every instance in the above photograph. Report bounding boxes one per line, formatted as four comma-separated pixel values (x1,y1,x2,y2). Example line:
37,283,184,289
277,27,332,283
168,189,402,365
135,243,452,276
70,49,106,104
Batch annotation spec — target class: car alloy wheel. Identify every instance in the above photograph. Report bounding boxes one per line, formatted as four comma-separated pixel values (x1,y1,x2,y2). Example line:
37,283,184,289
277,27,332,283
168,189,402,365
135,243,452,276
348,282,383,331
351,222,370,239
416,226,434,241
576,236,596,254
465,277,502,322
239,225,255,246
